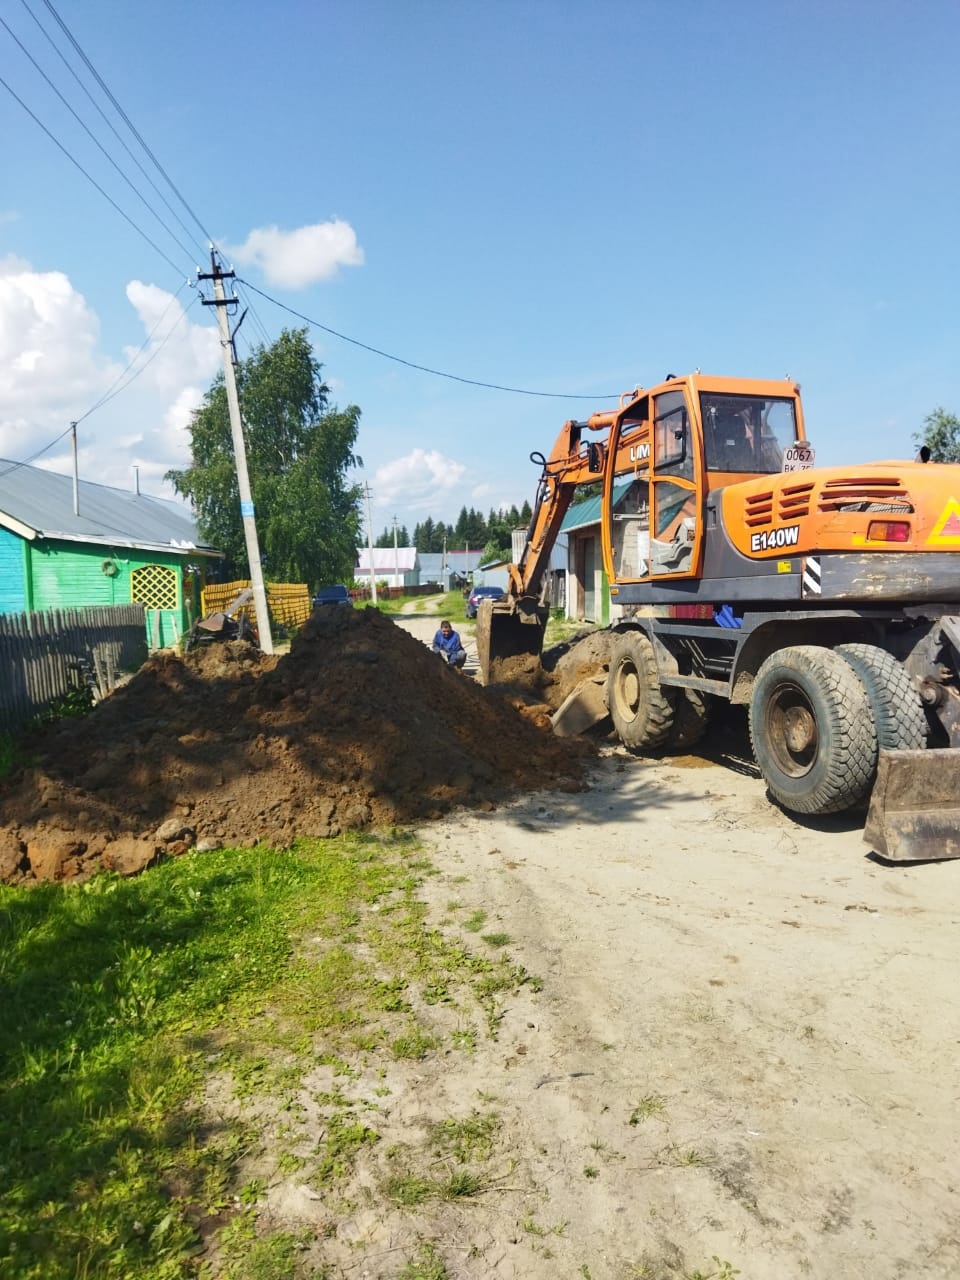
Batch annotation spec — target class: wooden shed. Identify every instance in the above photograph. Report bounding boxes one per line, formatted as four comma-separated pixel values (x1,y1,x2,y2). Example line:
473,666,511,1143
0,460,222,648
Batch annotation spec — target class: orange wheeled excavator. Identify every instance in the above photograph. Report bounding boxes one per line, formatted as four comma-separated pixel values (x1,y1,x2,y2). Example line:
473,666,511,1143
476,373,960,861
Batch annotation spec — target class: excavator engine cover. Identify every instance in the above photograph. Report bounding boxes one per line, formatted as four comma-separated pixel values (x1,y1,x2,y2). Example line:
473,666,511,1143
476,597,548,686
863,748,960,861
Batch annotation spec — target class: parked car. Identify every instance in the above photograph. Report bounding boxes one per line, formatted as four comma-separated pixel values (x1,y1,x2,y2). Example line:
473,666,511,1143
465,585,505,619
313,583,352,607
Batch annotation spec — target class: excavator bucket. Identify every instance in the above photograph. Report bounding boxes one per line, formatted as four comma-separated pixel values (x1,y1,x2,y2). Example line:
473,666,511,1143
863,748,960,861
475,598,549,686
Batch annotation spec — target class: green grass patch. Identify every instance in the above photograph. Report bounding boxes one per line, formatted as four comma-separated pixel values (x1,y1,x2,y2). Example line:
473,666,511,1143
543,617,599,648
366,592,421,615
367,590,462,618
384,1172,435,1207
0,832,536,1279
481,931,512,948
628,1093,667,1125
430,1109,499,1163
0,730,25,780
397,1240,449,1280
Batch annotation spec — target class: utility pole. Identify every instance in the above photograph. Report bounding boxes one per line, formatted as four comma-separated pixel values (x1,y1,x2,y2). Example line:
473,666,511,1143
70,421,79,517
392,515,400,597
199,250,274,653
363,481,378,604
441,534,447,590
133,465,140,496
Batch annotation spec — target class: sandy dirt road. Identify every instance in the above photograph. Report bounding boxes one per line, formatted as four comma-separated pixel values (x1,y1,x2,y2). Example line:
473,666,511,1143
387,604,960,1280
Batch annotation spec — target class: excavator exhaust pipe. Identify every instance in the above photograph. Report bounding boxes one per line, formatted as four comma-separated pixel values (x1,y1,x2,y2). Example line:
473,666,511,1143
476,597,549,686
863,748,960,862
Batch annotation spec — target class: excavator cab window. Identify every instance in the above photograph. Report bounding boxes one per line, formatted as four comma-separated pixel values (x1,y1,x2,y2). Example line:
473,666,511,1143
653,390,692,477
701,394,798,474
648,390,698,576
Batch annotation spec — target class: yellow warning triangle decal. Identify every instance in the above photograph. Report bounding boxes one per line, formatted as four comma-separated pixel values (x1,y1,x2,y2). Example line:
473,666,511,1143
927,498,960,545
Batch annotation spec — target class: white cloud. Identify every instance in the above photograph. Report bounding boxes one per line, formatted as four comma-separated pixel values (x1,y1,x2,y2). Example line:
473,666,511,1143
373,449,466,513
227,220,364,289
0,260,221,498
124,281,220,393
0,257,115,454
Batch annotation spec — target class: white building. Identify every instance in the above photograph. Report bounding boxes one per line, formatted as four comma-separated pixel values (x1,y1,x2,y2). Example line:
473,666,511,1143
355,546,419,590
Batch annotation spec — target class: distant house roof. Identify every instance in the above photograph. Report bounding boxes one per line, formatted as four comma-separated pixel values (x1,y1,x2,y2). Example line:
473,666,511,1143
0,460,220,555
418,549,485,579
560,481,634,533
357,546,419,572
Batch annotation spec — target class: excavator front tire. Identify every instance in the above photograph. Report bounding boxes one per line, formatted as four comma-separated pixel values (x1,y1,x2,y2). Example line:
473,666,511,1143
750,645,878,815
607,631,675,750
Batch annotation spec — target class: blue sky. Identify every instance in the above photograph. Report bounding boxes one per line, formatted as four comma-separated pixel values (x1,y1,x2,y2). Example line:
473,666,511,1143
2,0,959,541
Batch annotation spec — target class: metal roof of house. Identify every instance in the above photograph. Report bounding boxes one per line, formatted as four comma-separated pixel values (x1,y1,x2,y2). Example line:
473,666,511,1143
560,480,634,533
418,550,485,578
0,460,220,555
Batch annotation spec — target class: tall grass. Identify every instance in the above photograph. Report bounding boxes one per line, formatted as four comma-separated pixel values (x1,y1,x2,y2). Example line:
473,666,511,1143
0,834,534,1279
0,840,397,1277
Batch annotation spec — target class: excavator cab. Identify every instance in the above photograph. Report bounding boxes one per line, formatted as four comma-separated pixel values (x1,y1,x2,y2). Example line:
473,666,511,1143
477,376,809,685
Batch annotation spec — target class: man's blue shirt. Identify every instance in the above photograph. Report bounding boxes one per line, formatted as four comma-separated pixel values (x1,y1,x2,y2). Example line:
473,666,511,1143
433,628,462,656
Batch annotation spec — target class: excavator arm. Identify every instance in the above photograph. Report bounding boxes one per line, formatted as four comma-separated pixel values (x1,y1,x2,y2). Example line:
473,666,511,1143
476,403,624,683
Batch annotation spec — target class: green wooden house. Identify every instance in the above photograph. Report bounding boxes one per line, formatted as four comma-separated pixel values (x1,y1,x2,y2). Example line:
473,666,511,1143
0,460,222,648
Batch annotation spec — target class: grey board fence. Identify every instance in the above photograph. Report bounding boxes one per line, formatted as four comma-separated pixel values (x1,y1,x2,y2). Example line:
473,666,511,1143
0,604,148,732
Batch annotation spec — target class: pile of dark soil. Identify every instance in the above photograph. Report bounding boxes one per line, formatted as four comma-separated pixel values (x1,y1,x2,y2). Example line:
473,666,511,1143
0,608,592,885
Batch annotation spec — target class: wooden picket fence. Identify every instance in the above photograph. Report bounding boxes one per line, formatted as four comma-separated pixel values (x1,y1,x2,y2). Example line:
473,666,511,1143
0,604,148,732
200,581,313,631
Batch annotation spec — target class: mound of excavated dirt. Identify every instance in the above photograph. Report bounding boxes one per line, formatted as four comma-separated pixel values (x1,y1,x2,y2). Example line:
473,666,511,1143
488,629,616,711
542,629,616,705
0,608,592,886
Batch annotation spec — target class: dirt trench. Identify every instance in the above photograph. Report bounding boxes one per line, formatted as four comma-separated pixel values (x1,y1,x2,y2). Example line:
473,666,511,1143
0,607,591,885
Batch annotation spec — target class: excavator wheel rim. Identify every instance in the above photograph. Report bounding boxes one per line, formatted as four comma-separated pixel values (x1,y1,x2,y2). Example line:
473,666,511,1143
773,697,818,770
620,670,640,710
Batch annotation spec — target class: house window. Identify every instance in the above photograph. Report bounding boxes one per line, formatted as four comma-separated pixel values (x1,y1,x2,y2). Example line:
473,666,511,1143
131,564,178,611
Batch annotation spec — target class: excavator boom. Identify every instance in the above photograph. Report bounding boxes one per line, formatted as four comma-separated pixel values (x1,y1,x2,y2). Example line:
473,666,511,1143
477,397,626,684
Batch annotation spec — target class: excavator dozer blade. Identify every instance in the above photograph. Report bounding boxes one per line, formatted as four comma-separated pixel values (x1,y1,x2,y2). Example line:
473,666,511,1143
475,599,548,686
863,748,960,862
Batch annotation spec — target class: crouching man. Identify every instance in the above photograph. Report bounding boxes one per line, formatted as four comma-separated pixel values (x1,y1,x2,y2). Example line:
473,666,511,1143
432,619,467,669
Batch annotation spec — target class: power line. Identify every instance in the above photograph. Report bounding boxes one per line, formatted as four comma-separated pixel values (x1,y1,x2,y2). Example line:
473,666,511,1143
77,285,198,423
233,280,273,348
19,0,203,259
0,70,189,277
1,12,200,267
0,425,73,480
236,279,621,400
41,0,215,247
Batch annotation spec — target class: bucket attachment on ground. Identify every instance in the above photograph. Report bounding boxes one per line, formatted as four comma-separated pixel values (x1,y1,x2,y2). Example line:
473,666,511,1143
863,748,960,861
551,676,609,737
475,597,548,686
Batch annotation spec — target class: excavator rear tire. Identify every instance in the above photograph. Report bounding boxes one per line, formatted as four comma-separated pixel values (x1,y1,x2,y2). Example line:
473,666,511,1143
750,645,878,815
607,631,675,750
663,689,710,754
835,643,927,751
